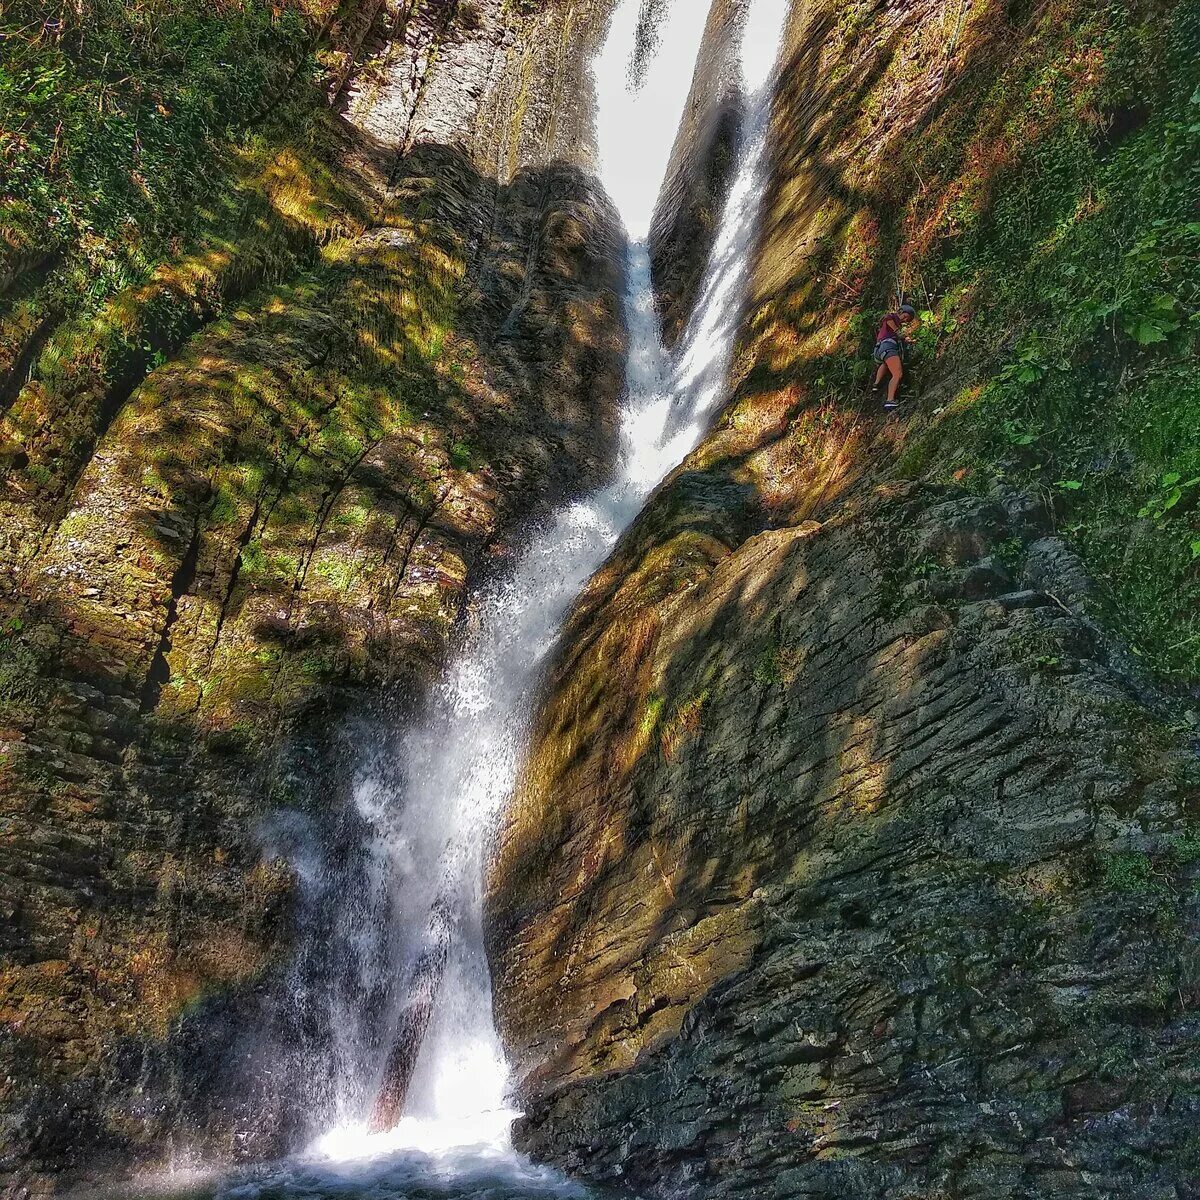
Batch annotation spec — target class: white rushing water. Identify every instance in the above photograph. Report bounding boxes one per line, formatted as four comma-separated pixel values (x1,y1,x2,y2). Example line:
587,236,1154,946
202,0,790,1195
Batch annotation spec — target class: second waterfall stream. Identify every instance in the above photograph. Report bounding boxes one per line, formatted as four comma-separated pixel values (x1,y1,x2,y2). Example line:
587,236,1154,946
207,0,790,1194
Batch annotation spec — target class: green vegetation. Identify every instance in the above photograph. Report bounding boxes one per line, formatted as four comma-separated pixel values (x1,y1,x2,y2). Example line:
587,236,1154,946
0,623,43,718
753,641,785,687
755,0,1199,680
1103,826,1200,899
1104,850,1163,896
313,553,359,591
895,0,1200,677
450,440,478,470
1,0,324,291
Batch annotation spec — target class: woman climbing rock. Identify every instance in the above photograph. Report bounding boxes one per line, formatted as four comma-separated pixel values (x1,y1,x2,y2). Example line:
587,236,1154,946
872,302,920,409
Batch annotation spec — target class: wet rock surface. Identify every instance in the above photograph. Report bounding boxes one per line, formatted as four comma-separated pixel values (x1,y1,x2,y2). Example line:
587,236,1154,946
648,0,745,348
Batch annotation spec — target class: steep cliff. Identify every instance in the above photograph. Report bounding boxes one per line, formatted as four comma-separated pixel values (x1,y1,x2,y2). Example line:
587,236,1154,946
5,0,1198,1195
648,0,744,349
489,0,1200,1196
1,0,623,1191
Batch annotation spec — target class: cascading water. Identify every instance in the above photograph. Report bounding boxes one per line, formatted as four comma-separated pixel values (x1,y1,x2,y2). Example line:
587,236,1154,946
180,1,790,1195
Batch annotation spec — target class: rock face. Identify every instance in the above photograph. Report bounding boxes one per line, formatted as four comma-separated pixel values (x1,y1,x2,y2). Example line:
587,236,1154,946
487,0,1200,1196
0,0,622,1191
491,479,1199,1197
648,0,744,348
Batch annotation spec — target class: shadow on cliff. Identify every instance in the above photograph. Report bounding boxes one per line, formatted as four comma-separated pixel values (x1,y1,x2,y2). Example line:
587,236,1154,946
487,0,1177,1120
0,123,630,1192
497,452,1198,1194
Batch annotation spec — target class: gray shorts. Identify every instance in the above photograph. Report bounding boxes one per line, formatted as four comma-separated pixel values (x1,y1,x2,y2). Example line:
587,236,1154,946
873,337,903,364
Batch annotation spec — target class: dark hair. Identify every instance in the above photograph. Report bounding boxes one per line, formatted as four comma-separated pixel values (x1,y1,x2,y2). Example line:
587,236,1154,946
899,303,917,317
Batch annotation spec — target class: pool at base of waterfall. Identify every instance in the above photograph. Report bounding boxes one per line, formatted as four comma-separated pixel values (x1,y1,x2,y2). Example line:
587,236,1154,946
178,1163,596,1200
115,1138,612,1200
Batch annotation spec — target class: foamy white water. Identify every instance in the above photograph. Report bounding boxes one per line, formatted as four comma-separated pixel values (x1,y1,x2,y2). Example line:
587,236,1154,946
196,1,790,1195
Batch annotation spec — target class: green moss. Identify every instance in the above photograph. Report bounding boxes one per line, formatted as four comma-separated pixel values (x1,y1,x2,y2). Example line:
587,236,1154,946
332,504,370,531
300,652,334,678
0,631,43,717
313,555,358,591
207,489,241,529
1168,828,1200,866
23,463,53,487
141,466,169,495
240,540,271,580
639,693,666,738
1102,832,1200,904
754,642,785,687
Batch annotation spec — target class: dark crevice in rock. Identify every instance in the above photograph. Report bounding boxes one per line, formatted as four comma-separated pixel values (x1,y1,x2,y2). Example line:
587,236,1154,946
288,437,382,615
140,522,203,714
0,310,59,416
0,250,60,302
327,0,397,107
376,486,449,614
207,494,268,668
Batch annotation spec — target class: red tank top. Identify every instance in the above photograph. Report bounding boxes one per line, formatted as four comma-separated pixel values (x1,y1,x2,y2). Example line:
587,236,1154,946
876,313,903,343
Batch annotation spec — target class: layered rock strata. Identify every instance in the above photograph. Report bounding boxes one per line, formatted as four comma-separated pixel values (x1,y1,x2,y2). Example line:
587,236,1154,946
488,0,1200,1195
492,477,1199,1198
1,0,622,1190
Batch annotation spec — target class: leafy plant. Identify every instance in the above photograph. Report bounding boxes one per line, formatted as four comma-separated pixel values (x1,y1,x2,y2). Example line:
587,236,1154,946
1001,418,1040,447
1103,851,1161,896
753,642,784,686
1137,471,1199,522
1122,292,1182,346
999,338,1054,386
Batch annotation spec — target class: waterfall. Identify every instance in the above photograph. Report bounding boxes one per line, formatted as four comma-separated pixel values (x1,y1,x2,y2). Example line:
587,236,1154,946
200,0,790,1193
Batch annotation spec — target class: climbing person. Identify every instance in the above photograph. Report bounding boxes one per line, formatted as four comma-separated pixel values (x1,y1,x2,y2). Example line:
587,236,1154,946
871,302,920,409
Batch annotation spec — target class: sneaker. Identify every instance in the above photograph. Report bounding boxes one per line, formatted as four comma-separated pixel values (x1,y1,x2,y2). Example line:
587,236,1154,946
883,400,901,410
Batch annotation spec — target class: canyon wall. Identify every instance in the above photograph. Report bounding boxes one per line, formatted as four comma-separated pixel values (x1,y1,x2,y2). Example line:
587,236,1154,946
648,0,744,349
488,0,1200,1196
1,0,621,1192
3,0,1197,1195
